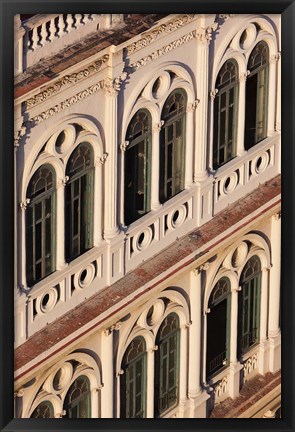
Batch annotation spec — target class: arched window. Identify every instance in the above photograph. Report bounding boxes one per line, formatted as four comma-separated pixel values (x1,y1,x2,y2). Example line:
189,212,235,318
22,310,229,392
64,375,91,418
155,313,180,416
245,42,269,150
160,89,187,203
120,336,147,418
238,256,261,354
213,60,238,169
124,109,152,225
31,400,54,418
65,143,94,262
206,277,231,378
26,165,56,286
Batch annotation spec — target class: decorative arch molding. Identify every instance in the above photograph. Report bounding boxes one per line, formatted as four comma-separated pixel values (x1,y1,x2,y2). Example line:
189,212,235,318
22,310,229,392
23,351,102,418
116,287,190,374
21,115,104,202
121,62,196,143
203,232,271,310
212,15,279,86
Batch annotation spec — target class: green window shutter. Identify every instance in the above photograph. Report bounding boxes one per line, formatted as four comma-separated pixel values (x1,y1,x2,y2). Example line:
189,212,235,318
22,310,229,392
213,60,238,169
65,143,94,262
121,337,147,418
155,313,180,416
238,256,262,353
64,375,91,419
26,165,56,286
206,277,231,377
245,42,269,150
124,110,152,225
159,89,186,204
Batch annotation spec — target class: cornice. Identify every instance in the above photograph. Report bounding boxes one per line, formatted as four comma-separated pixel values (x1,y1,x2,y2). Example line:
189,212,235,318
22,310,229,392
25,54,109,109
126,14,196,55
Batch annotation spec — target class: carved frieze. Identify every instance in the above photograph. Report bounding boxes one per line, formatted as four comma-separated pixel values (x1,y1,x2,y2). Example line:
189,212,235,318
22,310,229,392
126,14,196,54
25,55,109,108
130,31,196,71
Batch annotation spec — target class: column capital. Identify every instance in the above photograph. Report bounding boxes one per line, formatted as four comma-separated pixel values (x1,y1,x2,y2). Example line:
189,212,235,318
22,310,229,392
104,321,122,336
209,88,218,100
153,120,164,132
273,211,281,221
14,388,24,398
56,176,69,189
239,70,250,82
19,198,30,211
186,100,200,112
14,124,27,148
196,23,218,45
103,72,127,96
120,140,129,152
96,152,109,165
270,52,281,64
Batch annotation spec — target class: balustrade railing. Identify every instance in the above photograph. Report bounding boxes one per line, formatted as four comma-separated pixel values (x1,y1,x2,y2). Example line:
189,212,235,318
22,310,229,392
15,134,280,346
15,14,124,73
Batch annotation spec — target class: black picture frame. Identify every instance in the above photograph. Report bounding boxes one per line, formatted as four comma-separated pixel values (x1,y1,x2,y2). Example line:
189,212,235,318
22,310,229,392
0,1,294,431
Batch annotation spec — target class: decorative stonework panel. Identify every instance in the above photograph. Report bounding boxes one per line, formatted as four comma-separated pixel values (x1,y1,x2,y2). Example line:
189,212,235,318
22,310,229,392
243,353,258,377
213,376,228,399
126,15,196,54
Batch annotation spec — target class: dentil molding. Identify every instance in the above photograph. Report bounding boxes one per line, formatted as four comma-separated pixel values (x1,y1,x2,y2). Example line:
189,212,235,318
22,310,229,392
126,14,196,54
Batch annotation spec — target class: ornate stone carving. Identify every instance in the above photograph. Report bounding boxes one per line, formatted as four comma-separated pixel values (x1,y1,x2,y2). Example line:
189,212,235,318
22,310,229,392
274,211,281,220
126,14,196,54
153,120,164,132
187,100,200,112
57,176,69,188
120,141,129,152
243,353,258,376
25,55,109,108
104,321,122,336
14,124,27,147
214,376,228,398
103,72,127,96
209,89,218,100
19,198,30,211
98,153,109,165
218,14,236,21
31,80,105,124
239,70,250,82
196,23,218,44
130,32,196,71
14,388,24,398
270,53,281,64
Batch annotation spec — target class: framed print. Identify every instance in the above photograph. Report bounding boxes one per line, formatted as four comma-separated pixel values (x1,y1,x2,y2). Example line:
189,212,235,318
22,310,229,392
0,1,294,431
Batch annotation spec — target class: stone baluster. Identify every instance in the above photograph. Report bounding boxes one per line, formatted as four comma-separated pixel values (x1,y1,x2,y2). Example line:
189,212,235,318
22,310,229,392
49,17,56,42
40,22,48,47
58,15,66,37
66,14,74,33
31,26,39,51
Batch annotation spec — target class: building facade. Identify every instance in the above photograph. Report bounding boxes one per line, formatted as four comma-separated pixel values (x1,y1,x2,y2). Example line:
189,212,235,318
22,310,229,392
14,13,281,418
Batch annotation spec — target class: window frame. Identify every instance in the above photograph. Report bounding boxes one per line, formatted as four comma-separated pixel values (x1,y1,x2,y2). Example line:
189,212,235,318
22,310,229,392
124,109,152,226
213,59,239,169
206,277,231,379
31,400,54,418
238,255,262,355
26,164,56,287
245,41,269,150
155,313,180,417
159,88,187,204
120,336,147,418
65,143,94,262
64,375,91,419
